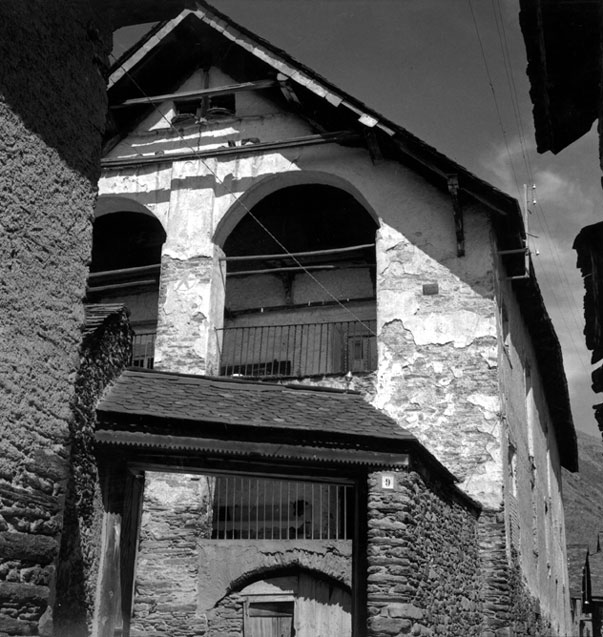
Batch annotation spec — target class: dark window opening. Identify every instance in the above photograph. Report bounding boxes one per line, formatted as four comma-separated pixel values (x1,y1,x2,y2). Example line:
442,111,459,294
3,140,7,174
90,211,165,274
220,185,378,378
88,211,164,367
208,93,235,117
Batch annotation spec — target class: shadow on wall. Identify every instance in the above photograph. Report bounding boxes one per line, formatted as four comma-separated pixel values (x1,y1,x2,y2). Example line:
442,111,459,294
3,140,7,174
212,166,496,301
108,159,496,304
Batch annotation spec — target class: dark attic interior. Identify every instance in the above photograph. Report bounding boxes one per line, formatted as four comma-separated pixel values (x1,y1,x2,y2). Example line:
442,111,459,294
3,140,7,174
220,185,378,379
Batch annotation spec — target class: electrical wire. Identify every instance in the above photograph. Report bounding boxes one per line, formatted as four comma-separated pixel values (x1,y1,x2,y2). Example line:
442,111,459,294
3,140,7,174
466,0,522,201
107,51,378,337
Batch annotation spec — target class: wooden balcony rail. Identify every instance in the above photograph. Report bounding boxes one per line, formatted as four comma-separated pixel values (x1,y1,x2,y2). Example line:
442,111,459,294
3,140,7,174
218,319,377,379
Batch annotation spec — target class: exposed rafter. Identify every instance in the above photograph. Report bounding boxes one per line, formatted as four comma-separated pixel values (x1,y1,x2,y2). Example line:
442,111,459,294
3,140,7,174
111,79,280,109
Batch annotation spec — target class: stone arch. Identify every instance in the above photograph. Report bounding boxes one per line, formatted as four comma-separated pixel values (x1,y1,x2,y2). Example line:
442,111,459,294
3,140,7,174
212,170,379,249
210,566,353,637
94,194,162,224
90,196,166,273
224,563,351,602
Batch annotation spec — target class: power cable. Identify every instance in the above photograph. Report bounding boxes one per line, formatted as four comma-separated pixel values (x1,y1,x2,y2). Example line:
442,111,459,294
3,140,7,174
466,0,522,201
107,51,377,337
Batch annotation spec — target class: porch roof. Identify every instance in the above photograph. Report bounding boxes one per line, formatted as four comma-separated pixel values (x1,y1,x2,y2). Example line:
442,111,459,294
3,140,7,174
97,368,411,441
95,369,471,494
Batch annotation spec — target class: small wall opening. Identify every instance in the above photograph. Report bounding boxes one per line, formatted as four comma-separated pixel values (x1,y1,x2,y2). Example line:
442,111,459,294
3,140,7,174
218,184,378,379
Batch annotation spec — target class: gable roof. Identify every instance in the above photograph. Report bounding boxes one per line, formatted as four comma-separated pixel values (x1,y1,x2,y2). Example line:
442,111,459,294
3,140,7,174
103,2,577,471
106,3,523,227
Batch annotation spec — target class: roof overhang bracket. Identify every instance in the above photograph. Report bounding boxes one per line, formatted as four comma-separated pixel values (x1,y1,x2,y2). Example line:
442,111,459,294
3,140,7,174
363,128,383,164
277,73,302,108
447,174,465,257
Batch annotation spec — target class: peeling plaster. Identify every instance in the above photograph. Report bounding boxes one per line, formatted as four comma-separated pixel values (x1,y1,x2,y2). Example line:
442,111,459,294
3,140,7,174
379,290,419,325
404,310,495,348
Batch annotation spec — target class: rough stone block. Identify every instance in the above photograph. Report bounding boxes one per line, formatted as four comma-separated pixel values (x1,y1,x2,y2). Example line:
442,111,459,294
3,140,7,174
385,603,424,620
0,532,57,564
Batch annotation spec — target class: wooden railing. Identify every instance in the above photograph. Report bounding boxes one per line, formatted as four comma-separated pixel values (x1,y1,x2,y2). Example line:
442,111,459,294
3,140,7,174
218,319,377,378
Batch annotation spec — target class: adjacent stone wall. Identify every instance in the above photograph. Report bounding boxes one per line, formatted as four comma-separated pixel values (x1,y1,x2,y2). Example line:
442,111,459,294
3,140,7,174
478,510,554,637
53,308,131,636
366,466,482,637
0,4,111,635
497,259,571,634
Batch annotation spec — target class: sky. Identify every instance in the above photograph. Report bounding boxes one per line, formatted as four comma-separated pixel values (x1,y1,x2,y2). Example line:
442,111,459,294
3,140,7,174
113,0,603,436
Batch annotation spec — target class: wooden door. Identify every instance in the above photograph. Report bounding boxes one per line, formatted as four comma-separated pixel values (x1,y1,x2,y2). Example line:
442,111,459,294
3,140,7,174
246,600,294,637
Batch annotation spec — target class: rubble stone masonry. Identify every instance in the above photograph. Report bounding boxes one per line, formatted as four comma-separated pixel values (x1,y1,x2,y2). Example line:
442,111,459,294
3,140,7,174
366,467,482,637
0,3,110,635
54,309,131,636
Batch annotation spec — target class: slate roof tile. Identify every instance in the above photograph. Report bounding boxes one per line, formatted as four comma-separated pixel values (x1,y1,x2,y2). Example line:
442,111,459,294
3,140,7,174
97,368,414,442
83,303,129,337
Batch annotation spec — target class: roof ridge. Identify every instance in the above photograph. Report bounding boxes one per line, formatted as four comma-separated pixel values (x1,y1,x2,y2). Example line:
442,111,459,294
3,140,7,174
122,367,361,395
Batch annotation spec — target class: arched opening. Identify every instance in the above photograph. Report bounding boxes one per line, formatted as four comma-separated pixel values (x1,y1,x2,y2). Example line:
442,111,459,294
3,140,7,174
219,184,378,379
87,207,166,368
125,468,355,637
90,211,165,272
229,571,352,637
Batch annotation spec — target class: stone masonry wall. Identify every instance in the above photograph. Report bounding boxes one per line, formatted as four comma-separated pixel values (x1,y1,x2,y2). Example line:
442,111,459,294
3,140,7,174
155,255,216,374
374,215,502,510
0,4,111,636
132,472,352,637
478,510,554,637
53,309,132,636
366,466,482,637
132,473,211,637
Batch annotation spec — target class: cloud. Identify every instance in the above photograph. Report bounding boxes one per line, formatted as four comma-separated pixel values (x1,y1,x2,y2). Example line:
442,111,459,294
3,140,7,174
479,135,603,433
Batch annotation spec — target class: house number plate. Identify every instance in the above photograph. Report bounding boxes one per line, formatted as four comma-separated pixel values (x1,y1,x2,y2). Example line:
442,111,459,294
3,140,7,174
381,473,395,490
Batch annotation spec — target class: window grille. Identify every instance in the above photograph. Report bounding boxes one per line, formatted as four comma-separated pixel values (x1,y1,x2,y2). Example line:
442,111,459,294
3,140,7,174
211,476,353,540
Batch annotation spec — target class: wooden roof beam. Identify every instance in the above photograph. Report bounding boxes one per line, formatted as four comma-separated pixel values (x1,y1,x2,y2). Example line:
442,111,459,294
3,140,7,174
102,130,360,169
111,79,281,109
447,174,465,257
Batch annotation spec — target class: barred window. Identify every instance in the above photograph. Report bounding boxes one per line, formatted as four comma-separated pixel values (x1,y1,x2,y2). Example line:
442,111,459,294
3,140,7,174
211,475,353,540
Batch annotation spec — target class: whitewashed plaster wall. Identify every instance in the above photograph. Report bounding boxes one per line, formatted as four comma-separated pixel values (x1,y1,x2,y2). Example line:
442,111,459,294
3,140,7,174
496,269,571,635
100,67,515,513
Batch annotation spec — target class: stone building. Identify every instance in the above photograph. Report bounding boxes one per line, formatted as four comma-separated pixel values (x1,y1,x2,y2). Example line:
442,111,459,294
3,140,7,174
567,541,603,637
0,1,577,636
567,544,592,636
71,4,577,636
